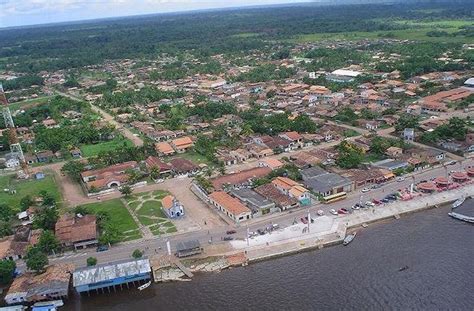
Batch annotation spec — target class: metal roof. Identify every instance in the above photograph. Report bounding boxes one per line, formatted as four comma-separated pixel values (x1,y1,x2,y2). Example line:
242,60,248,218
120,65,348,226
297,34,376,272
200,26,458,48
176,240,200,252
73,258,151,287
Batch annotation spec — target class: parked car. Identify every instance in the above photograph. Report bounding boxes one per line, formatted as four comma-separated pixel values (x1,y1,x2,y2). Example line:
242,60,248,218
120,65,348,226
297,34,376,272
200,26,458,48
96,245,109,252
301,217,308,224
223,236,234,241
396,177,405,182
330,209,338,215
226,230,237,235
361,187,370,193
257,229,265,235
365,201,375,207
381,198,390,203
446,160,457,166
338,208,349,215
372,183,383,189
372,199,382,205
317,210,324,216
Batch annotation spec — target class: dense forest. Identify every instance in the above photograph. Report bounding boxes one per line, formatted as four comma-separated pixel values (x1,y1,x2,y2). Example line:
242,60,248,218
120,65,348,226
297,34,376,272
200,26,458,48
0,1,472,75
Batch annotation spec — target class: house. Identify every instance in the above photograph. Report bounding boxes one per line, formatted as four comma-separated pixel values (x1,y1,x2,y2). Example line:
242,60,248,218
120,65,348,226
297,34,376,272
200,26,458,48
372,159,409,171
247,143,273,158
288,185,312,206
258,158,284,170
272,177,311,205
254,183,299,211
327,69,361,83
161,195,184,218
404,128,415,142
5,264,74,305
385,146,403,158
208,191,252,223
210,167,271,190
231,188,276,216
144,156,172,175
0,236,28,261
80,161,138,191
36,150,54,163
42,119,58,128
171,136,193,153
272,177,299,195
279,131,303,148
55,214,98,249
176,240,202,258
73,259,151,294
365,121,379,131
169,158,199,175
301,167,354,197
155,142,175,156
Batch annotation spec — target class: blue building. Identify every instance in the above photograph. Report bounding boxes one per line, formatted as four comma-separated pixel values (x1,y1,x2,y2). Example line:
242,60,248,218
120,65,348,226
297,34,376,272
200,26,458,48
73,259,151,294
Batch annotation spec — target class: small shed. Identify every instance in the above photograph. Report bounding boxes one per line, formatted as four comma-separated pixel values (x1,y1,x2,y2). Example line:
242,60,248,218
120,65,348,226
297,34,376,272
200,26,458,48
175,240,201,258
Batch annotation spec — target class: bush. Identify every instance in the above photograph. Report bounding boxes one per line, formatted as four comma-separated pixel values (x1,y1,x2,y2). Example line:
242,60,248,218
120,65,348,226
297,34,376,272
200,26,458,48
132,249,143,259
87,257,97,266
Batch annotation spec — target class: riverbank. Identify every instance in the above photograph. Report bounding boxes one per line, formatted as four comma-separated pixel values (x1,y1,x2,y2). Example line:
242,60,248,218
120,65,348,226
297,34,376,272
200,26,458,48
157,183,473,278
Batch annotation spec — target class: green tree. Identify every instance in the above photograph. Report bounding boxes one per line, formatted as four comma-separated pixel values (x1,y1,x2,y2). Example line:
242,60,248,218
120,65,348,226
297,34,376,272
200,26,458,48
25,247,48,274
32,206,59,230
37,230,60,255
61,160,85,182
87,257,97,266
395,114,419,132
39,191,56,207
0,220,12,238
149,166,161,180
20,195,34,211
132,249,143,259
336,140,364,169
119,185,133,198
0,204,13,222
0,260,16,284
99,223,121,246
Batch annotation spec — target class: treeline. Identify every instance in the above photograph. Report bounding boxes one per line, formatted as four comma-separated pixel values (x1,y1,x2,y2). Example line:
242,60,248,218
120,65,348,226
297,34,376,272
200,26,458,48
1,75,44,90
2,1,472,73
97,87,185,108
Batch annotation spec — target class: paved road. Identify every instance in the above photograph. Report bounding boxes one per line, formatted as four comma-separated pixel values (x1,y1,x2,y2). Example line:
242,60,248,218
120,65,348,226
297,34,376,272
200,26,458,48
32,158,472,270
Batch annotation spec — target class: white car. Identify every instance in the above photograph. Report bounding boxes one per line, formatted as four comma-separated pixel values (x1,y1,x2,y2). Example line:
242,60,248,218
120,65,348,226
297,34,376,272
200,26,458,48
317,210,324,216
361,188,370,193
329,209,338,215
365,201,375,207
396,177,405,182
155,179,165,183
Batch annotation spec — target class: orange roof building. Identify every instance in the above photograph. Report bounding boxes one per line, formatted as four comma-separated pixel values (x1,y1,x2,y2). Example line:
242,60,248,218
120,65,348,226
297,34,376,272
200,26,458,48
55,214,98,249
209,191,252,223
155,142,175,155
171,136,193,153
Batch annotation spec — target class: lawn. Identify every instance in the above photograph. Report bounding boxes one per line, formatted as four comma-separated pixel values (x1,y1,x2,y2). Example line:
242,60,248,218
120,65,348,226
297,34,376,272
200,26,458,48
8,96,53,112
80,136,133,157
124,191,178,236
80,198,141,241
0,174,62,212
293,18,474,44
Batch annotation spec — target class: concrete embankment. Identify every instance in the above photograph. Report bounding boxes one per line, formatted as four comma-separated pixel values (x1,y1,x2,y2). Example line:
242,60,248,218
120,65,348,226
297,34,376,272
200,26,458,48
243,184,474,264
151,185,474,279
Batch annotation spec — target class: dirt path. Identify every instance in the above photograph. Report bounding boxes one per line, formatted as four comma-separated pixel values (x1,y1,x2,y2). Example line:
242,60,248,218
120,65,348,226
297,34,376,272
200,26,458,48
121,198,154,239
55,90,144,147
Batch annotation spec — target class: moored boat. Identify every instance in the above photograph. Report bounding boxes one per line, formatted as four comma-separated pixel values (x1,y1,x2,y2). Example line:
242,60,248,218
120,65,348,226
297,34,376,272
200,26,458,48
343,232,357,246
448,212,474,224
138,281,152,291
452,197,466,209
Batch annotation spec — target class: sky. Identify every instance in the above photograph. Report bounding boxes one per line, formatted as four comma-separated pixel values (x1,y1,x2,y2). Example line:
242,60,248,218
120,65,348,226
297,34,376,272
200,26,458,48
0,0,312,28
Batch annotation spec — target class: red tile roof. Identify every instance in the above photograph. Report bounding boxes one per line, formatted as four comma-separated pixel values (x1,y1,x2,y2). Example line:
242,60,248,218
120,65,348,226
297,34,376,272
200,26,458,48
211,167,271,190
209,191,250,216
55,214,97,245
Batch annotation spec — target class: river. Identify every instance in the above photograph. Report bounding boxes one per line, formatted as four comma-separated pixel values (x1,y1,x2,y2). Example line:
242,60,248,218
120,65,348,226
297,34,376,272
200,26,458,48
66,205,473,310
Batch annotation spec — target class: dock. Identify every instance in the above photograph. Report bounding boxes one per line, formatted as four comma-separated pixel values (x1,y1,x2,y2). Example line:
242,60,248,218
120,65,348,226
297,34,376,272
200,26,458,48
175,260,194,278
